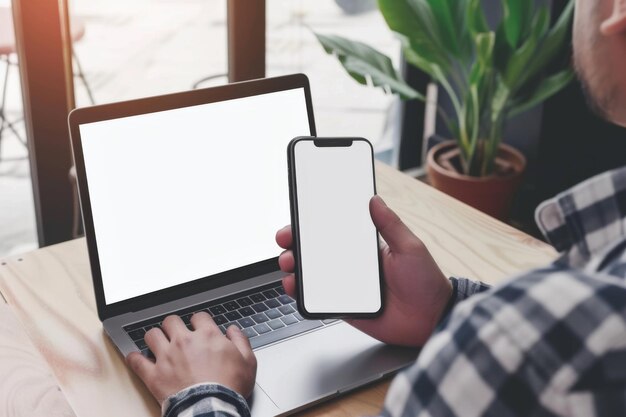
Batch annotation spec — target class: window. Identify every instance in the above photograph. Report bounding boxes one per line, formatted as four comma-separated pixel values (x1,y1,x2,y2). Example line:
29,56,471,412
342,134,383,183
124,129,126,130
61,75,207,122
4,0,402,253
70,0,228,106
266,0,401,157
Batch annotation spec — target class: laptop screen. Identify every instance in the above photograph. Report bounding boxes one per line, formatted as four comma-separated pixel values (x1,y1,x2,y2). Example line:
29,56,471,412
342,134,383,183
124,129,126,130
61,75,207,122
79,87,311,305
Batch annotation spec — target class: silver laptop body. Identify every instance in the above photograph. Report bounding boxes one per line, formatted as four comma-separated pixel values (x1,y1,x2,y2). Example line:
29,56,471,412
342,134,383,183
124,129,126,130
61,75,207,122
69,74,418,416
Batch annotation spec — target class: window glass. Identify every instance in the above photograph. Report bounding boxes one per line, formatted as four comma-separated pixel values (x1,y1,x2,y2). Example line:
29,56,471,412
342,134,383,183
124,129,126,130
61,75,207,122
70,0,227,105
0,0,402,256
0,0,36,256
267,0,401,154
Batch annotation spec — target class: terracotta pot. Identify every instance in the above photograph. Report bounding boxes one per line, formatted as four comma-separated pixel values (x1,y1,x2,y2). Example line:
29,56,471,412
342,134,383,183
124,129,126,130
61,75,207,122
426,141,526,220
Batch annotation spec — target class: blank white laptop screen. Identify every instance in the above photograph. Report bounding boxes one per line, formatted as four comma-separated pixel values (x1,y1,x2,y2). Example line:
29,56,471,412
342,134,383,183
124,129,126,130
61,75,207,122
79,88,311,304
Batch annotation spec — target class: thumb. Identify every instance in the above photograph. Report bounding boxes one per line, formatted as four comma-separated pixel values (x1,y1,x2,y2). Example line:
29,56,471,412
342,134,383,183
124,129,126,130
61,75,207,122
126,351,155,382
370,195,421,253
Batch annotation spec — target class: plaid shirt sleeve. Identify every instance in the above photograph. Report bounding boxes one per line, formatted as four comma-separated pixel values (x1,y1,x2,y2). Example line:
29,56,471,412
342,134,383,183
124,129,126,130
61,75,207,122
449,277,491,305
437,277,491,328
161,383,250,417
381,267,626,417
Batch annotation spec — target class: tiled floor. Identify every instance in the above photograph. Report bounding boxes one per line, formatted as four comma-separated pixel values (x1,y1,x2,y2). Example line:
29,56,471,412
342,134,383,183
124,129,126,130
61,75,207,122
0,0,401,257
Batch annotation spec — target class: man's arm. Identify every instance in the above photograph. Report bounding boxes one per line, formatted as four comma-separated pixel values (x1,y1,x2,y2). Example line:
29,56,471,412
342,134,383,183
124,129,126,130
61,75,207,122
381,284,535,417
381,268,626,417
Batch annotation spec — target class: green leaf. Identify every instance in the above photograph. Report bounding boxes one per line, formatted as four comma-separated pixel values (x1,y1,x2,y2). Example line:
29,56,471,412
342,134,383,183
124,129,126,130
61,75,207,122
468,0,493,80
469,84,480,141
532,5,551,41
475,32,496,68
502,0,522,47
452,0,473,59
377,0,450,70
501,0,533,48
399,36,443,80
467,0,489,36
503,6,550,91
510,69,574,116
503,36,538,90
468,32,495,109
315,33,424,101
524,0,574,83
493,22,512,74
491,80,510,123
425,0,462,57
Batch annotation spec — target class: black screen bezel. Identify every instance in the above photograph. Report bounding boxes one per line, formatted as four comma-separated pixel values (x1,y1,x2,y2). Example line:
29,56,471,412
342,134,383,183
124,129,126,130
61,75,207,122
286,136,384,319
69,74,316,320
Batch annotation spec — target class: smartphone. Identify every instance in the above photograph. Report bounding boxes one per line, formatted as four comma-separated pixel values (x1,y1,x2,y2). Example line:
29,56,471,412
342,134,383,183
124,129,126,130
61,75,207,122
287,136,384,319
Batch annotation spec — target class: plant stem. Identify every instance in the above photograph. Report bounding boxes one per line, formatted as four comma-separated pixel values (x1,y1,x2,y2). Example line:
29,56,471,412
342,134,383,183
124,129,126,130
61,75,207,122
480,112,506,176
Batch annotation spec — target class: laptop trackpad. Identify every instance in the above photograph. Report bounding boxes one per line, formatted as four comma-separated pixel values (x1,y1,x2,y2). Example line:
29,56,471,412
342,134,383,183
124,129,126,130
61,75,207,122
254,322,418,411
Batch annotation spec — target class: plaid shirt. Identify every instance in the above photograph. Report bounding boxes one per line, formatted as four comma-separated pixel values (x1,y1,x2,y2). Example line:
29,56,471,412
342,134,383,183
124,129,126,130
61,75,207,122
166,167,626,417
162,384,250,417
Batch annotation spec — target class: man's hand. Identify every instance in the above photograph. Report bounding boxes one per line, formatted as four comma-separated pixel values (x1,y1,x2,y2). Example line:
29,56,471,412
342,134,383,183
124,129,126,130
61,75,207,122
276,195,452,347
126,312,257,405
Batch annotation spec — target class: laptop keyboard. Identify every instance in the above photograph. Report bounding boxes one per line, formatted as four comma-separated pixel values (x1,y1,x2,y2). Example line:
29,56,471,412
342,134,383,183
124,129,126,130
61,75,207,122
123,281,338,359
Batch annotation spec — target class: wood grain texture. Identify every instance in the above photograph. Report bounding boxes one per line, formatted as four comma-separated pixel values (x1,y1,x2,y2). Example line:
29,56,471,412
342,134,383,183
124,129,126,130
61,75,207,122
298,380,390,417
0,163,558,417
373,163,557,283
0,302,75,417
0,241,160,417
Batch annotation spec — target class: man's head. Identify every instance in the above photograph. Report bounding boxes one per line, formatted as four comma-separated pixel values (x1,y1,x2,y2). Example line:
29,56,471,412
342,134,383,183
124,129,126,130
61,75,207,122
573,0,626,126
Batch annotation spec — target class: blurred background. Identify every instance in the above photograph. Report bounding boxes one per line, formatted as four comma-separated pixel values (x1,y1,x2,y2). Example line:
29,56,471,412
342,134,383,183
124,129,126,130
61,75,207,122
0,0,401,256
2,0,626,257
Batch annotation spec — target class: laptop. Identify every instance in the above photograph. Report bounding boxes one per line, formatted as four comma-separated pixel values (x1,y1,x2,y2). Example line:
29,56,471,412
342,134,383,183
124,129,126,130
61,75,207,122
69,74,417,416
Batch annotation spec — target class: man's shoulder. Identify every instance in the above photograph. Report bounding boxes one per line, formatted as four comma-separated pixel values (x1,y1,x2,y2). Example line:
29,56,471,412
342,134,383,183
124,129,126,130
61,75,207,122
397,268,626,417
447,267,626,396
455,266,626,323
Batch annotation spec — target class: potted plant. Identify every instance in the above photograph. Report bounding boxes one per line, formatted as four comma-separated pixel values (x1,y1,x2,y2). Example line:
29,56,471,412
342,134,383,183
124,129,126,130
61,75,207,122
315,0,575,220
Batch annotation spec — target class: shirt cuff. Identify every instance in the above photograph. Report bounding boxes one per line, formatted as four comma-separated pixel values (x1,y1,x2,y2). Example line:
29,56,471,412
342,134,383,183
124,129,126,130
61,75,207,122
162,383,250,417
452,276,491,303
436,277,491,328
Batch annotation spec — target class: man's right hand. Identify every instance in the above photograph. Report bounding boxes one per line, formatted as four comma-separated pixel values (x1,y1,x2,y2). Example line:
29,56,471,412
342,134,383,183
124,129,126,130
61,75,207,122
276,195,452,347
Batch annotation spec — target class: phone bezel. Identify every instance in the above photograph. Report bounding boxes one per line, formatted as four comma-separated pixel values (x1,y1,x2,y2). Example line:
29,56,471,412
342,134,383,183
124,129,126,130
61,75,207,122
287,136,385,319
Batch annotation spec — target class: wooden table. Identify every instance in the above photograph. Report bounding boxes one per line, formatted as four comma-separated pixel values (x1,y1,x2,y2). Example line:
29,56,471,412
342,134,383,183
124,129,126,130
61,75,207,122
0,162,558,417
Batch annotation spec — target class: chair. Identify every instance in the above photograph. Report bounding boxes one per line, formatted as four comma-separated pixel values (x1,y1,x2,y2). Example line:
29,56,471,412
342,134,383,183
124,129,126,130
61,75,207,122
0,7,95,162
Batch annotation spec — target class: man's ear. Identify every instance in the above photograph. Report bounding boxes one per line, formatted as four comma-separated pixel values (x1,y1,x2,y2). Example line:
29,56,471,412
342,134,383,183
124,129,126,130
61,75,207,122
601,0,626,35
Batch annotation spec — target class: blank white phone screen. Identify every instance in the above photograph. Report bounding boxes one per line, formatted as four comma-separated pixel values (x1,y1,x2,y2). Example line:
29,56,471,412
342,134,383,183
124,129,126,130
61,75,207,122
293,140,381,314
79,88,311,305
